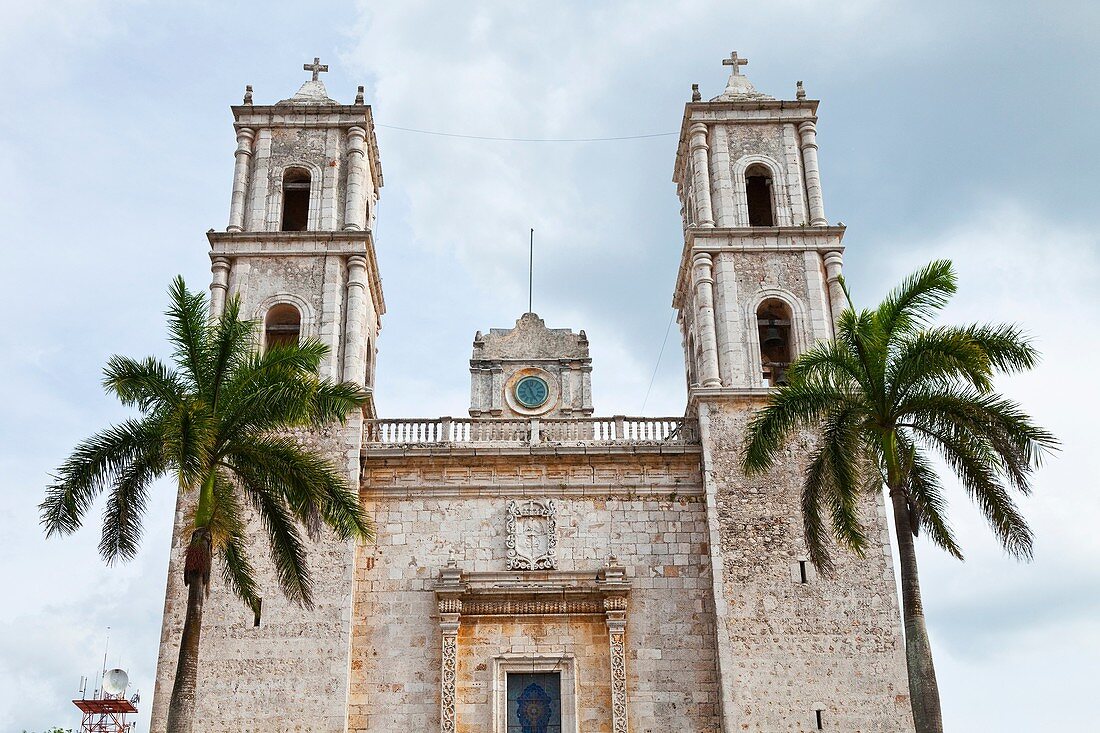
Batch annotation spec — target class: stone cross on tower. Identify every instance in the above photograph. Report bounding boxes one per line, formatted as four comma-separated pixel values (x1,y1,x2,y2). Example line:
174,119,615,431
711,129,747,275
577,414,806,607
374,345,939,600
722,51,748,76
303,56,329,81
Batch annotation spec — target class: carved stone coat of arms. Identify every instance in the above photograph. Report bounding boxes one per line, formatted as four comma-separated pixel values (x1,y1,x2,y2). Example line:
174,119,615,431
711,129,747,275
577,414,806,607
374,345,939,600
505,499,557,570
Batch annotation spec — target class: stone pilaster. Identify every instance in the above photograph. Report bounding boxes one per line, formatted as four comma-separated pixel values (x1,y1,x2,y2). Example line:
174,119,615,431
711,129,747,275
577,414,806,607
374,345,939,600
342,255,368,385
227,127,254,232
692,253,722,387
798,121,827,226
604,596,629,733
343,126,369,231
708,125,736,227
438,600,461,733
209,257,230,318
689,123,715,227
823,250,846,328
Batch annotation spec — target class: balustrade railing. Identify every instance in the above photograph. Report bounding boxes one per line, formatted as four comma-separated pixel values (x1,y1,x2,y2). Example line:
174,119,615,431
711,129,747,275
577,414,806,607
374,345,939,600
363,416,698,446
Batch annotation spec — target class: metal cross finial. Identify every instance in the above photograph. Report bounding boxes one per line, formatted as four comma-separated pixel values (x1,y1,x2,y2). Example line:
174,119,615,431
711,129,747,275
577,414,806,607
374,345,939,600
303,57,329,81
722,51,749,76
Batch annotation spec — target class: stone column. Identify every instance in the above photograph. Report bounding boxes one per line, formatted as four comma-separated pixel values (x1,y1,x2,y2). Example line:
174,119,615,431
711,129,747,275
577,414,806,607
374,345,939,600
689,123,715,227
692,253,722,387
605,596,629,733
823,251,847,329
227,128,255,232
209,257,230,318
343,126,369,231
342,255,368,385
798,121,827,226
438,599,461,733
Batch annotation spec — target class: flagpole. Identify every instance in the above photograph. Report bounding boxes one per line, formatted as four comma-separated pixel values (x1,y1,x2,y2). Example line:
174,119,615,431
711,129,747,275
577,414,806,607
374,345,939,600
528,228,534,314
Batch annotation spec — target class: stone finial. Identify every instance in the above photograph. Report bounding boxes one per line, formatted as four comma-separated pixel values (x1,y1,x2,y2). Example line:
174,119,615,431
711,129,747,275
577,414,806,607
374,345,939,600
691,83,701,102
243,85,253,105
355,85,365,105
796,80,806,100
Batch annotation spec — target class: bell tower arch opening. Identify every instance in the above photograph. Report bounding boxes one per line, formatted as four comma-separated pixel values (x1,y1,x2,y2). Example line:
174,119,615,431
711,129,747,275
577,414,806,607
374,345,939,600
744,163,776,226
263,302,302,349
755,298,793,386
280,167,311,231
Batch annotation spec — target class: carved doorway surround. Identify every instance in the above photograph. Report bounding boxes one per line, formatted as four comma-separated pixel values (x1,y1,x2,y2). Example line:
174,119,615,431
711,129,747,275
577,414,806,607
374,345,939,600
435,559,631,733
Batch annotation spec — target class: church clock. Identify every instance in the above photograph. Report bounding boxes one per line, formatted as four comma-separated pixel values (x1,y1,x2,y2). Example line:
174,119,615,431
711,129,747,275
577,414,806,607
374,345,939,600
514,375,549,409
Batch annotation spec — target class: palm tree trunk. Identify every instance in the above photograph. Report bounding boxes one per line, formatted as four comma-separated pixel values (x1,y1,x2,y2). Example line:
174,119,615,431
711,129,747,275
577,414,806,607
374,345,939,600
890,488,944,733
165,528,211,733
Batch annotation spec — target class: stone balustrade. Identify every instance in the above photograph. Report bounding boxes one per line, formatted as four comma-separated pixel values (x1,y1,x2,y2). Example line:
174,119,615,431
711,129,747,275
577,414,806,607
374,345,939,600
363,416,699,446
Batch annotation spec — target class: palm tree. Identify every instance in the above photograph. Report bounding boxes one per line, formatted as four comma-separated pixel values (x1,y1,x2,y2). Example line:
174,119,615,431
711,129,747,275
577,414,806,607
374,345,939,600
741,260,1057,733
40,277,373,733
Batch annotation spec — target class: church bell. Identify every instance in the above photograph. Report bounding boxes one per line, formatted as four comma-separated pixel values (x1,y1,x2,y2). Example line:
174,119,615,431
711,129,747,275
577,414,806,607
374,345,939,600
762,325,785,348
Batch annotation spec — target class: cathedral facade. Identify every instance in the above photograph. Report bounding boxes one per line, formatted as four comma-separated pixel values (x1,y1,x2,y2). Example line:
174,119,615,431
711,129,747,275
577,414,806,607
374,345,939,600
151,55,915,733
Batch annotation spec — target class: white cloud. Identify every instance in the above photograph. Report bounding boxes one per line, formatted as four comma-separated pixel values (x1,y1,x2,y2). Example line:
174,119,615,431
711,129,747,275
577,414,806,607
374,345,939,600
0,1,1096,730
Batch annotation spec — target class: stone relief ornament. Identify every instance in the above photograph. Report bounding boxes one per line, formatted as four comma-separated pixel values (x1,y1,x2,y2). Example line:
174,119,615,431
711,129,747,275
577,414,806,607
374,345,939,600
505,499,557,570
440,632,457,733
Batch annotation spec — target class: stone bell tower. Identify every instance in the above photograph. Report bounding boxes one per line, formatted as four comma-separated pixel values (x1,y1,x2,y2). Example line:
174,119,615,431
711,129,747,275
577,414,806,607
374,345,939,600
673,53,915,731
150,59,384,732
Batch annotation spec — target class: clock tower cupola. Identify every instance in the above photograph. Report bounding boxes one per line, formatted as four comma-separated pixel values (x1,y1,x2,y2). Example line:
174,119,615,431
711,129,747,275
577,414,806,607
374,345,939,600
469,313,593,419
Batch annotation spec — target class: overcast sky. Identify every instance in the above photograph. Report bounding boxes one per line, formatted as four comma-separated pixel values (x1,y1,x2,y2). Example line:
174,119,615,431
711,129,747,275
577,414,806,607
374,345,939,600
1,1,1097,730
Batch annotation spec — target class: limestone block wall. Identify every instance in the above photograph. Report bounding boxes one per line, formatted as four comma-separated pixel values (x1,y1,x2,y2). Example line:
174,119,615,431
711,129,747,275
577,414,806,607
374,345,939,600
150,422,363,733
222,252,352,382
698,398,914,733
349,456,722,733
243,125,368,233
711,248,833,389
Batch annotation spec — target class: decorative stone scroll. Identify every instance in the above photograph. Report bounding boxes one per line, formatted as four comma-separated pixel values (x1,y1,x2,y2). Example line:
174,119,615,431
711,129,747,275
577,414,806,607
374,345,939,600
505,499,557,570
439,611,460,733
605,595,630,733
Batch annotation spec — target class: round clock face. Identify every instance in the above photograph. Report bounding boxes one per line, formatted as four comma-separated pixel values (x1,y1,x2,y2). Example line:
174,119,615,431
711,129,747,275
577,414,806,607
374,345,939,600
514,375,550,408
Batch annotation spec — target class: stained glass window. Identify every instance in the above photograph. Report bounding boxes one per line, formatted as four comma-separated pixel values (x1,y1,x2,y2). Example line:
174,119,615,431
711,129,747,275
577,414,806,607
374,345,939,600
506,672,562,733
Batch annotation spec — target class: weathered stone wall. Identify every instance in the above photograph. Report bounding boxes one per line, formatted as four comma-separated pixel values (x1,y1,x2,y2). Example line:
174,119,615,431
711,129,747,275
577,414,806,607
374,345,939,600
348,452,722,733
698,398,914,732
150,423,363,733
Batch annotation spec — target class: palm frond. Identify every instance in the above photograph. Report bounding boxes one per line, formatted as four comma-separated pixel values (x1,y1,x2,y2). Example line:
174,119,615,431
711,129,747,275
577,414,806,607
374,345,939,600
163,400,216,491
308,381,370,426
896,433,963,559
742,378,857,474
40,418,162,537
225,435,372,543
800,406,871,571
785,339,868,393
888,326,996,399
166,276,211,391
207,471,262,611
98,440,164,564
959,322,1041,374
234,464,315,607
875,259,956,338
103,355,187,413
907,419,1034,559
206,295,257,410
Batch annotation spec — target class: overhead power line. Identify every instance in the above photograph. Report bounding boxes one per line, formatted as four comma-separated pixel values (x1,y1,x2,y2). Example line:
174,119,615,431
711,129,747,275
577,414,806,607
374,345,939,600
376,123,678,142
641,310,677,414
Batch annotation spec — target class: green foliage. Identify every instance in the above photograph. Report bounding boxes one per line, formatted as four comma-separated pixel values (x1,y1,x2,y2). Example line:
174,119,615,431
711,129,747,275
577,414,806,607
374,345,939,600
41,277,373,609
741,259,1058,571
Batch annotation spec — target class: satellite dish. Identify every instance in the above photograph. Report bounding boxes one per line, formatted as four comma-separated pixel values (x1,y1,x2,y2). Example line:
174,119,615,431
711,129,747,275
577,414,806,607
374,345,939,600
102,668,129,696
